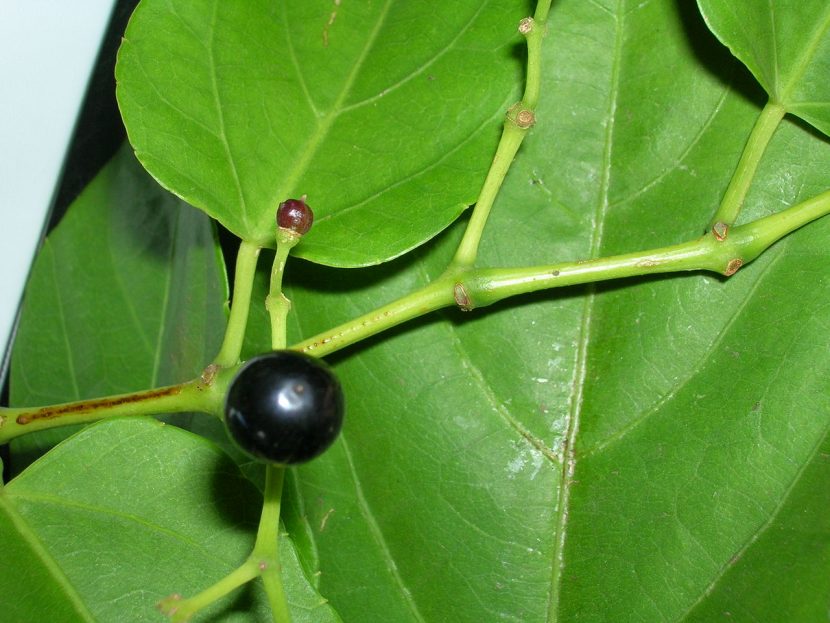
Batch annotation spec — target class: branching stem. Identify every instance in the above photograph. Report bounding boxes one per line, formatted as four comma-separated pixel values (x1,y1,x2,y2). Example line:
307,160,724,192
255,466,290,623
451,3,551,268
159,226,299,622
158,466,290,623
708,100,785,234
294,188,830,358
7,189,828,442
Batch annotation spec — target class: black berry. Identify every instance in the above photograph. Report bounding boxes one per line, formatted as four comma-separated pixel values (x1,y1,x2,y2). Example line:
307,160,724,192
224,351,344,465
277,198,313,235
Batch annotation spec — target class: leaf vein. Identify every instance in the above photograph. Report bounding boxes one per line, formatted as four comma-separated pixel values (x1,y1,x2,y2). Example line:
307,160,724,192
610,79,733,208
547,1,625,619
207,0,249,231
273,0,395,215
48,243,82,401
777,2,830,103
339,435,427,623
678,406,830,619
316,93,513,225
339,1,491,114
0,492,96,622
581,244,788,459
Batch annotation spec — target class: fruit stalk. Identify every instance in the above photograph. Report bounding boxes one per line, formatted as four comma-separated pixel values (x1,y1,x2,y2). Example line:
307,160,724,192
265,235,294,351
255,466,292,623
266,198,312,350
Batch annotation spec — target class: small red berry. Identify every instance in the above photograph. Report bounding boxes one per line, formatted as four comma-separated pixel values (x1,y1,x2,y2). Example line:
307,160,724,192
277,198,313,235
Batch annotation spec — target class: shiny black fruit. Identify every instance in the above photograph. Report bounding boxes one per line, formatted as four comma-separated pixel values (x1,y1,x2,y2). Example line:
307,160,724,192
224,351,344,465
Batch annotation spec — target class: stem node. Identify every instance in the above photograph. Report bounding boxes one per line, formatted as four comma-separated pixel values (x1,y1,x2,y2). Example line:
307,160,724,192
724,258,743,276
199,363,220,386
712,221,729,241
508,103,536,129
454,283,473,311
708,101,785,229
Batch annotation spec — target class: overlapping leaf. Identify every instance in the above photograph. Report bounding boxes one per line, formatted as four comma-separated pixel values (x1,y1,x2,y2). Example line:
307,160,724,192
1,418,341,622
697,0,830,136
9,145,228,469
116,0,526,266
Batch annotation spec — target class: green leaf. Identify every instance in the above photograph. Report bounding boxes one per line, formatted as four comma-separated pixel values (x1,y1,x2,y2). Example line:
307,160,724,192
1,418,341,622
0,484,93,622
277,1,830,620
9,144,228,468
9,2,830,622
115,0,526,266
697,0,830,136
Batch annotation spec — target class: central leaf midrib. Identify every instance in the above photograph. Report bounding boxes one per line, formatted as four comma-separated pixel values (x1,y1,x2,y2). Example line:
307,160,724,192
207,0,248,232
270,0,395,234
545,1,625,619
49,243,82,401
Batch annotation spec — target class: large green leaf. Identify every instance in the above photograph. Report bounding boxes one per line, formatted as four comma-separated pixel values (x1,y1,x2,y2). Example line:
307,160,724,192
9,145,228,469
697,0,830,136
7,1,830,622
277,1,830,621
1,418,341,622
116,0,526,266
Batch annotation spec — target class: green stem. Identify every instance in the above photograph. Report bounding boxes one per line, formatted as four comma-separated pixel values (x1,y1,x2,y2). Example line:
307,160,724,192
294,189,830,358
258,229,296,619
265,230,300,350
450,111,532,268
214,240,262,367
708,101,785,235
729,188,830,259
0,375,227,443
6,190,829,441
294,277,455,358
523,0,552,110
451,4,550,268
157,466,290,623
160,561,260,623
253,466,290,623
462,238,723,309
534,0,553,24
